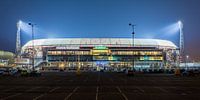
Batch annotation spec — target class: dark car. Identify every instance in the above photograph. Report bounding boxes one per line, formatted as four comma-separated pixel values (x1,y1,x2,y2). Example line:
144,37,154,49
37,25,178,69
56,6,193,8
0,69,6,75
29,70,41,77
2,70,11,76
182,70,200,76
20,70,30,76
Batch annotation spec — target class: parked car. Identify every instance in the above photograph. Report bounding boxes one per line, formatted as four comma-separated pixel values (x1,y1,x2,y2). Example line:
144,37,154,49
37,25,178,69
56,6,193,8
29,70,41,77
182,70,200,76
20,70,30,76
2,70,11,76
0,69,6,75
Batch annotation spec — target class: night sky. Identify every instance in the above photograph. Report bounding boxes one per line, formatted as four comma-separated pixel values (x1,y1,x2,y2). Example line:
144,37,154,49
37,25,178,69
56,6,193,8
0,0,200,61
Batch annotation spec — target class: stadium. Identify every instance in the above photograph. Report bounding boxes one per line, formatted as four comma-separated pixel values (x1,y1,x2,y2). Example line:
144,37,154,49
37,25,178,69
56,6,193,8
19,38,179,71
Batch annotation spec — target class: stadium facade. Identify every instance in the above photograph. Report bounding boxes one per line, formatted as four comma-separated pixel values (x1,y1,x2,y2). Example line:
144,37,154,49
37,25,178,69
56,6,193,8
20,38,179,70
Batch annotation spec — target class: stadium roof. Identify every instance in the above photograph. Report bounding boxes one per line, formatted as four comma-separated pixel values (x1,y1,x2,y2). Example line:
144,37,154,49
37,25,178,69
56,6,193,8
22,38,177,49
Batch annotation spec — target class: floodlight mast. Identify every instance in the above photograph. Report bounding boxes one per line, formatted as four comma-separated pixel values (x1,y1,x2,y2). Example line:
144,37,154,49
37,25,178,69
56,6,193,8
16,20,21,57
178,21,184,63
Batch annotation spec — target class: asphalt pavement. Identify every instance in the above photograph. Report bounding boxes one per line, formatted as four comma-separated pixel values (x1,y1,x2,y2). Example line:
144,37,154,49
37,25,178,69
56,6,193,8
0,72,200,100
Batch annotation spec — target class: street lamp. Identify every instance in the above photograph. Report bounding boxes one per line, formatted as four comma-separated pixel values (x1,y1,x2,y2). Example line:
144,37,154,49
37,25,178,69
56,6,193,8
129,23,136,70
186,55,189,70
28,23,36,71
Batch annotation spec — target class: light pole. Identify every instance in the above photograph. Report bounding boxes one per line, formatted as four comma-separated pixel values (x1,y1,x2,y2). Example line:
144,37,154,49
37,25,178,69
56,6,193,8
186,55,189,70
129,23,136,70
28,23,36,71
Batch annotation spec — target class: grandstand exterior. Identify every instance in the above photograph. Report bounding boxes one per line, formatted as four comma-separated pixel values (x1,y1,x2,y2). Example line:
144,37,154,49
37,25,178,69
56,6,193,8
21,38,179,70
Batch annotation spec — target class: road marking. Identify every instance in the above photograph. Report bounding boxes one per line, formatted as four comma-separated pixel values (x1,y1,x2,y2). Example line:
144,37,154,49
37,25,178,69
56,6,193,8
154,87,169,93
96,86,99,100
64,86,79,100
116,86,128,100
0,87,40,100
49,87,60,93
136,87,145,93
27,87,46,100
32,86,60,100
3,87,18,92
33,94,46,100
1,93,22,100
27,87,41,92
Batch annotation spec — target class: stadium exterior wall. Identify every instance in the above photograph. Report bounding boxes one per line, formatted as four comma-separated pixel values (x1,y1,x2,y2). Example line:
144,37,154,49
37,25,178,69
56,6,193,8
20,38,179,70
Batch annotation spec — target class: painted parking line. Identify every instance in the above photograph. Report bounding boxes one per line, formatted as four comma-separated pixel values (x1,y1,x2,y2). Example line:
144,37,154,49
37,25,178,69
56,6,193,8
26,87,41,92
33,93,46,100
1,87,40,100
49,87,60,93
32,87,59,100
96,86,99,100
64,86,79,100
1,93,22,100
2,87,18,92
136,87,145,93
116,86,128,100
154,87,169,93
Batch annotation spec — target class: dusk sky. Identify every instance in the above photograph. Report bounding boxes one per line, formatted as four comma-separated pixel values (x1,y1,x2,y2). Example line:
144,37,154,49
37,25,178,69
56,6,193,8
0,0,200,60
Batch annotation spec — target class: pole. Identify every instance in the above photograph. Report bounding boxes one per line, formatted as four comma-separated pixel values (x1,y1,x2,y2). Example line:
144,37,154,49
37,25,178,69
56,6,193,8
132,30,134,70
129,23,135,70
32,24,35,71
29,23,35,71
186,55,189,70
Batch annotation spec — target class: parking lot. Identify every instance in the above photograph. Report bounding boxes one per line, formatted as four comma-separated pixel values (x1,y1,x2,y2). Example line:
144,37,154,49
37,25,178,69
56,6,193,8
0,72,200,100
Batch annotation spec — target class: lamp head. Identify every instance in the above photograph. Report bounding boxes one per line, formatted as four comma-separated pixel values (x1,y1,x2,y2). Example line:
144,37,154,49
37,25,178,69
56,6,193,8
28,23,32,25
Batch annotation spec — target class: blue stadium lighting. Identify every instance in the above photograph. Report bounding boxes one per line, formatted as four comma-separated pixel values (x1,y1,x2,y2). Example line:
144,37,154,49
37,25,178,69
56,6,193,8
178,20,183,30
18,20,32,34
162,22,180,35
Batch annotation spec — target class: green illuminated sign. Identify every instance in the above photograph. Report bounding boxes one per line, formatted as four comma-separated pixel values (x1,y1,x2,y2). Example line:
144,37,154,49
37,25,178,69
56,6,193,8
94,46,108,50
144,56,149,60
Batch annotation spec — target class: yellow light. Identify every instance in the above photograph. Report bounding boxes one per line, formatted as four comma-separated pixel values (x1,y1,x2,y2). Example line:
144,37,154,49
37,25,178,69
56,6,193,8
59,63,65,68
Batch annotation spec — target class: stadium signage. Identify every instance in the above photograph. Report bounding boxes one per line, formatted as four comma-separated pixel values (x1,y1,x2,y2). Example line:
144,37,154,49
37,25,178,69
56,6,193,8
15,58,31,64
94,46,108,50
56,46,80,50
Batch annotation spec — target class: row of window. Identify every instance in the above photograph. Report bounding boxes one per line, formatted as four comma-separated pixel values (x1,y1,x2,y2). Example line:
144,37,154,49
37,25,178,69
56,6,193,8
47,50,163,56
48,51,91,55
47,55,163,61
112,51,162,55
